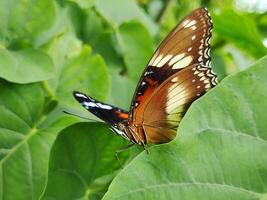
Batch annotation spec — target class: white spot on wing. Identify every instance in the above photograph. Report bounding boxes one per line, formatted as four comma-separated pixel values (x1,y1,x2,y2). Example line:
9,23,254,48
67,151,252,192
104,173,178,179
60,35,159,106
83,101,113,110
152,54,163,66
83,101,96,108
169,53,185,66
191,35,196,40
97,103,112,110
75,93,87,98
182,19,190,27
184,20,196,28
172,56,193,69
166,83,189,114
171,77,178,82
157,55,172,68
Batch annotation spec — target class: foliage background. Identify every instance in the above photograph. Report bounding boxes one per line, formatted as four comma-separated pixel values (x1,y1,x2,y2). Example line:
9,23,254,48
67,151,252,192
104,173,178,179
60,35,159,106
0,0,266,199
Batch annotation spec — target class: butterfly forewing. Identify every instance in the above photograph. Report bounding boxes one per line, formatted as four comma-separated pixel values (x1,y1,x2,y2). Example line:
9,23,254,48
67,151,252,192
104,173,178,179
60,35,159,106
73,91,128,124
128,8,217,144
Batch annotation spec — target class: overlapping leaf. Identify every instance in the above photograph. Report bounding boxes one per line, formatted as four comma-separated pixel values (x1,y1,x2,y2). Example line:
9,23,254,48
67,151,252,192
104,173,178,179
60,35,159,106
117,21,154,82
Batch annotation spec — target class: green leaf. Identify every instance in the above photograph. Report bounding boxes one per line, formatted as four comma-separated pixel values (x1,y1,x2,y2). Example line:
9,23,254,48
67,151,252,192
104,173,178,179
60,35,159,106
42,123,129,200
0,80,78,199
94,0,157,35
56,46,110,107
0,0,56,46
0,49,55,83
69,0,93,10
117,21,153,82
108,71,136,110
90,32,124,70
213,9,267,59
103,56,267,200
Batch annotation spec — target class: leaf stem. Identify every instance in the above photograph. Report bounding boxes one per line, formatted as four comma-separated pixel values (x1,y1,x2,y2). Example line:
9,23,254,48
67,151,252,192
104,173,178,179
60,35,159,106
41,81,54,98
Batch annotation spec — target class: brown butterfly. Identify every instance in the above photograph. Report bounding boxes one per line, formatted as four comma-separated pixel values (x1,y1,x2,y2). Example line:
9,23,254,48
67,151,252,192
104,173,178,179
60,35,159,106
73,7,217,147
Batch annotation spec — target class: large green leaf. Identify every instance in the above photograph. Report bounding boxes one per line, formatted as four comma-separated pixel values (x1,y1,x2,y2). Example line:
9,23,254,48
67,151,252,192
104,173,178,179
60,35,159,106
117,21,153,82
103,56,267,199
213,9,267,59
42,123,129,200
0,80,78,200
0,0,56,46
0,49,55,83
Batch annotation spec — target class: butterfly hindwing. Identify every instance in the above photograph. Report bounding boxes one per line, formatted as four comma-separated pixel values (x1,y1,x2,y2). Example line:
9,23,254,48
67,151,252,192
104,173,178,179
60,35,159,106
142,64,216,143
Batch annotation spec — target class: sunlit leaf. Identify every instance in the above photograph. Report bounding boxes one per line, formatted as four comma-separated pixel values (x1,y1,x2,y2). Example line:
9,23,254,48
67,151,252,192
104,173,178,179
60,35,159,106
0,49,55,83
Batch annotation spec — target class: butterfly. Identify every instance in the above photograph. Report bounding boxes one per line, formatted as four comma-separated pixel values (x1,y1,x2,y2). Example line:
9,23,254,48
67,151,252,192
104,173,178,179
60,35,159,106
73,7,217,147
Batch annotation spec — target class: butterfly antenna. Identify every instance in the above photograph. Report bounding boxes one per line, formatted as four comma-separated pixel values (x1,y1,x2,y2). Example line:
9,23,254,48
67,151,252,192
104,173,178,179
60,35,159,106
62,110,103,123
115,143,135,169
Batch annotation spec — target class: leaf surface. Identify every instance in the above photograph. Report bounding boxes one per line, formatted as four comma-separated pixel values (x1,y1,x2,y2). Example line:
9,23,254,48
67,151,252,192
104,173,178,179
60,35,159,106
42,123,129,200
0,80,78,200
0,49,55,83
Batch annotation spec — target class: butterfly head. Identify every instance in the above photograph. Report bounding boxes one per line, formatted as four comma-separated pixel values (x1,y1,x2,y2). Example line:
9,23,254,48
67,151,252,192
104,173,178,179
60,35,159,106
110,121,131,141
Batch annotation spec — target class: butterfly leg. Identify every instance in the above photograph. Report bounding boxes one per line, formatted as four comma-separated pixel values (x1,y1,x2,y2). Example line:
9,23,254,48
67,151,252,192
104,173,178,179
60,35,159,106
115,143,135,168
141,142,150,154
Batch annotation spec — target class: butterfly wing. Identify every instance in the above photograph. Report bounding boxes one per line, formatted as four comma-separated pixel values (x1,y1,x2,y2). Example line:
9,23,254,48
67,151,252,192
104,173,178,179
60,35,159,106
128,8,217,143
142,64,217,143
73,91,128,124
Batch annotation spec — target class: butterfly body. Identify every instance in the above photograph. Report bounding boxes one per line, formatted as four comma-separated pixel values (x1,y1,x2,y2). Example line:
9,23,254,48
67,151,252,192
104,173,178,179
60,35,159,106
73,8,217,145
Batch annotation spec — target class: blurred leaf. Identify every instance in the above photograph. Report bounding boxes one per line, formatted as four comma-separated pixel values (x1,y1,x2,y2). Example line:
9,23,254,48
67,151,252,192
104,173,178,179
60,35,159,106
0,80,78,199
158,0,200,39
69,0,94,9
90,32,124,69
103,56,267,199
0,0,56,46
211,51,227,81
94,0,157,35
213,9,267,59
56,46,110,107
117,20,153,82
108,71,136,110
42,123,129,200
0,49,55,83
84,10,104,43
